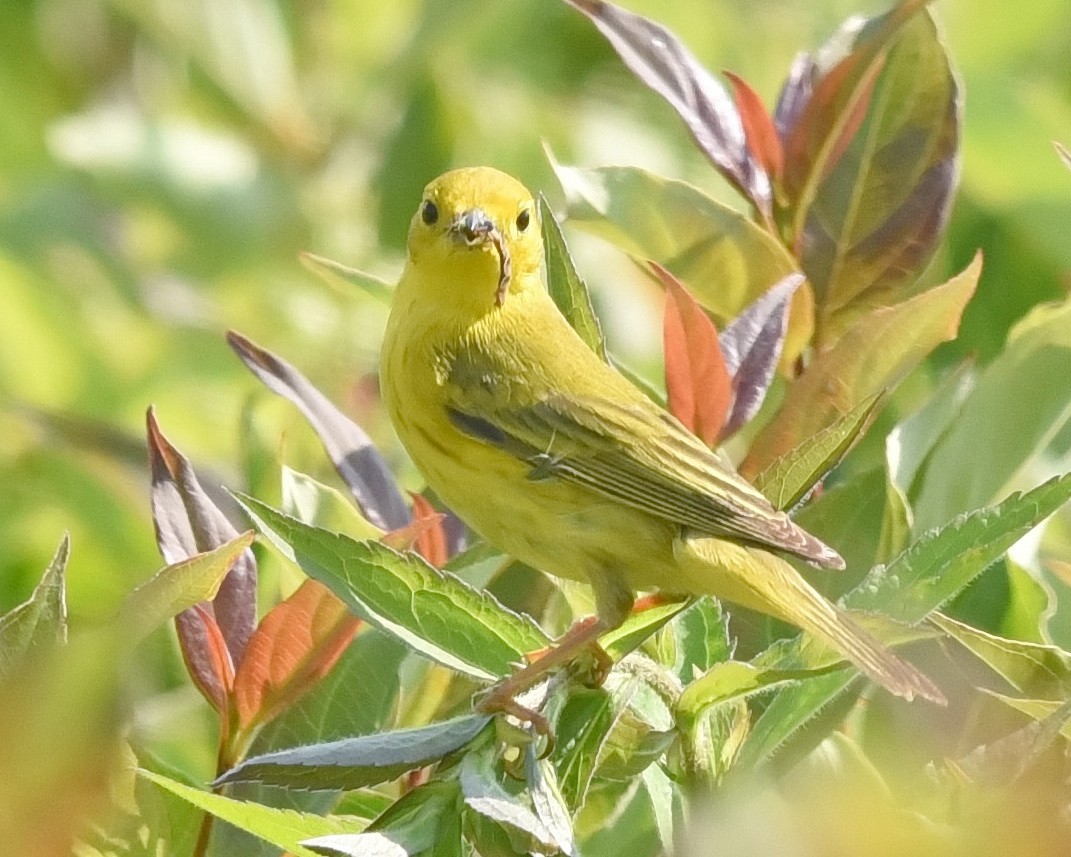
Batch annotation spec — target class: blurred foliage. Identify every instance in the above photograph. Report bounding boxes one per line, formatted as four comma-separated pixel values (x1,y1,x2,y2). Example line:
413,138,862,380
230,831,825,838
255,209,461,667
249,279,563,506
1,0,1070,855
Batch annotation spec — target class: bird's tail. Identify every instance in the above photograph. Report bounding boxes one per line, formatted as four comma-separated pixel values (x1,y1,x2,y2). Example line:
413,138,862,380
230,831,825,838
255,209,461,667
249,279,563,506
678,537,946,705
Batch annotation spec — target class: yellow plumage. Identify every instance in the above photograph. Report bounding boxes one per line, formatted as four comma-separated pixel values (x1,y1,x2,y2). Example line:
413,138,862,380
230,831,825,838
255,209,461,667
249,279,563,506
381,166,942,705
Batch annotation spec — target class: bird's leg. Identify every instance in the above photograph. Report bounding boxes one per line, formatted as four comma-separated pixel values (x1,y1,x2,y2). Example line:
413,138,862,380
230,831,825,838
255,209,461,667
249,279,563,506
477,616,608,736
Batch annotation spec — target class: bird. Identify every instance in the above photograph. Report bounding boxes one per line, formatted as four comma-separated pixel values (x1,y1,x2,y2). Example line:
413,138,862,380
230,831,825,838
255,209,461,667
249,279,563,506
379,166,944,725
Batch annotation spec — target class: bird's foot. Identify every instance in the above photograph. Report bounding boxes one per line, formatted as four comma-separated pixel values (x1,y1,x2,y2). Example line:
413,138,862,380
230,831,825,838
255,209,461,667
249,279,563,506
476,685,554,755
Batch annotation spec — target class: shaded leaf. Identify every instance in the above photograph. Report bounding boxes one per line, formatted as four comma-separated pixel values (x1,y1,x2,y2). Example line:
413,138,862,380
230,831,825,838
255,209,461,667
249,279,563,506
550,160,797,320
562,0,768,214
552,688,616,809
674,597,733,682
987,695,1071,744
931,613,1071,699
657,263,731,445
147,407,257,662
956,698,1071,786
719,274,803,437
787,5,957,341
742,253,980,477
773,52,817,142
460,747,574,857
539,194,606,361
122,532,256,643
227,331,409,531
912,296,1071,531
137,769,355,857
179,604,235,714
725,71,784,181
0,532,68,680
299,251,393,304
234,579,362,733
753,393,881,511
218,715,491,790
238,495,549,680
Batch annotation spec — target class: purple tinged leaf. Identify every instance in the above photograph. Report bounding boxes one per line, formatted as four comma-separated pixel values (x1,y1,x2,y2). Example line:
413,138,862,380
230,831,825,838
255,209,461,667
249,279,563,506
563,0,771,216
147,408,257,665
773,52,817,142
720,274,804,437
227,330,410,532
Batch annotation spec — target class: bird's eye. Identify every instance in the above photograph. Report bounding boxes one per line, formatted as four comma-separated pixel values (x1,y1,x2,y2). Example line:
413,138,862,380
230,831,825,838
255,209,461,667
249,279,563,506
516,208,530,232
421,200,439,225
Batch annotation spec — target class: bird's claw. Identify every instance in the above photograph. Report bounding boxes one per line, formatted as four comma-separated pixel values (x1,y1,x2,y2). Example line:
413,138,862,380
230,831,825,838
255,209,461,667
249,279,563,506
477,687,555,758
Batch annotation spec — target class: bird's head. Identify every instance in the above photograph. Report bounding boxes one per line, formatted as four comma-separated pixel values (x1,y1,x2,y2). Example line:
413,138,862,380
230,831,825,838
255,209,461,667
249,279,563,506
404,167,543,313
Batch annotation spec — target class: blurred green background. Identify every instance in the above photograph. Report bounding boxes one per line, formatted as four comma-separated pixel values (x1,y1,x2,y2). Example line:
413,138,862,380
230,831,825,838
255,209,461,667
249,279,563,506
0,0,1068,736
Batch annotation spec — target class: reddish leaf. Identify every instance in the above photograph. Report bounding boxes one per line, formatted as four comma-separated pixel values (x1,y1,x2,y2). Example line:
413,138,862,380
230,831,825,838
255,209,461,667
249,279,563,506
410,494,450,569
380,501,448,568
147,407,257,663
563,0,770,216
177,604,235,715
724,71,784,182
655,263,732,445
227,330,410,532
233,580,361,732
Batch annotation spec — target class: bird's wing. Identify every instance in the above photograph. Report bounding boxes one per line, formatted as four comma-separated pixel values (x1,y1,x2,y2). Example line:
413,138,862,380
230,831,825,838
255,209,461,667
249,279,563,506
445,388,843,569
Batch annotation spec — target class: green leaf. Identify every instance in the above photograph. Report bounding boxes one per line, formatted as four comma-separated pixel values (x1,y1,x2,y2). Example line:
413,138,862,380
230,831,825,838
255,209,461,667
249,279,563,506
742,254,980,477
121,532,255,643
549,159,797,320
0,532,68,679
600,599,691,663
237,495,548,680
539,194,606,361
986,695,1071,743
299,251,394,304
304,782,462,857
913,296,1071,531
551,688,615,810
850,473,1071,624
217,714,491,790
794,10,960,341
931,613,1071,699
957,697,1071,784
138,769,361,857
525,746,576,857
674,597,733,682
281,467,386,540
460,746,575,857
753,393,881,510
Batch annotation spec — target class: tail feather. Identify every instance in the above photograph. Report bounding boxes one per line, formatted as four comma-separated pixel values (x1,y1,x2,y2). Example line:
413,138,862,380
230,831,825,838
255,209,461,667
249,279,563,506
680,537,946,705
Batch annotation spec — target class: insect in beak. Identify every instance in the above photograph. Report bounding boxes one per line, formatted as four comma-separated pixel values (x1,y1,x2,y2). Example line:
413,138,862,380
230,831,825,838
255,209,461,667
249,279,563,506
449,208,511,307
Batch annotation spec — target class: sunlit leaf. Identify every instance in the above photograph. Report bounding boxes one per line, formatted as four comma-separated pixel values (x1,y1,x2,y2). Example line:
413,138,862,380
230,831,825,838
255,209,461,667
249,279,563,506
282,467,385,541
525,746,576,857
724,71,784,182
550,160,797,320
137,769,355,857
233,579,362,732
561,0,769,215
122,532,255,643
1056,142,1071,172
753,393,881,510
237,495,549,680
227,331,410,531
658,263,731,445
148,407,258,662
600,599,691,663
304,781,460,857
218,715,491,790
299,251,394,304
719,274,803,437
539,194,607,361
742,253,980,477
180,604,235,714
674,596,733,682
0,533,68,680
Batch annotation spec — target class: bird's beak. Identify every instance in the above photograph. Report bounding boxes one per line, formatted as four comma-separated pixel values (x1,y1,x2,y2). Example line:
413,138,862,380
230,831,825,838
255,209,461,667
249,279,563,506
449,208,495,246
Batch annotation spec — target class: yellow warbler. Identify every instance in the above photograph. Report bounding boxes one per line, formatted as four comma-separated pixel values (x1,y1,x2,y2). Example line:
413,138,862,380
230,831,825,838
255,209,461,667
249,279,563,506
380,166,943,718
